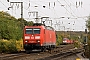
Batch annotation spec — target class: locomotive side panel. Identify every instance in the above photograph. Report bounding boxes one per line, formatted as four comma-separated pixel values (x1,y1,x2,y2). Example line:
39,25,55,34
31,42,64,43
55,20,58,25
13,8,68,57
44,29,56,46
44,29,51,46
51,31,56,45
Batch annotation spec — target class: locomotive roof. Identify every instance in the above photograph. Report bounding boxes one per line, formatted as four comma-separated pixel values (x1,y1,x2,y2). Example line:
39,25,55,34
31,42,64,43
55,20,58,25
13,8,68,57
45,26,54,31
25,23,55,31
33,23,45,26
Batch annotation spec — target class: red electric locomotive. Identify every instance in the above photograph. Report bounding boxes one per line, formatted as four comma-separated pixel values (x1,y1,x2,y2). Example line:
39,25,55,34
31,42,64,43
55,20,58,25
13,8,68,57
63,38,74,44
23,23,56,52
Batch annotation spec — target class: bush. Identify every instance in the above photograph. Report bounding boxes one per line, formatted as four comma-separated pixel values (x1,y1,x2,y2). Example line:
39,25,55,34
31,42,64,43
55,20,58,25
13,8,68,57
0,40,17,53
16,39,23,51
56,34,63,46
0,39,23,53
74,41,79,48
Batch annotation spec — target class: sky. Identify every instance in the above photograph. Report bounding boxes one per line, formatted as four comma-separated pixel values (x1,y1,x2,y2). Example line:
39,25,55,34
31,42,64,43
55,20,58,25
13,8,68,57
0,0,90,31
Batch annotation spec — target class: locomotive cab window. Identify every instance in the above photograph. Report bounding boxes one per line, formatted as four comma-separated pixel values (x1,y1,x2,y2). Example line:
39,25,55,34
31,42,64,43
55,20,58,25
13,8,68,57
26,28,33,34
33,28,40,34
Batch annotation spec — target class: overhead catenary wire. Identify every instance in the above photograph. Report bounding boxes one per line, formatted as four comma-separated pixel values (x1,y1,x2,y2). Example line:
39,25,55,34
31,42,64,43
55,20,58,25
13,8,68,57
17,0,78,19
23,0,60,19
58,1,86,30
23,1,49,17
63,0,78,18
24,0,87,31
57,0,76,17
0,0,8,9
63,0,85,27
3,0,88,31
0,0,22,18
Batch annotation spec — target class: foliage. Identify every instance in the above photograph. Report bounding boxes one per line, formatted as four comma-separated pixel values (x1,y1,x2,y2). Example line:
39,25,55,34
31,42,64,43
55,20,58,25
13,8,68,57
86,15,90,58
27,21,34,26
0,11,22,40
0,11,34,53
86,16,90,30
18,18,33,26
0,39,17,53
0,11,33,40
16,39,23,51
56,34,63,46
74,40,80,48
0,39,23,53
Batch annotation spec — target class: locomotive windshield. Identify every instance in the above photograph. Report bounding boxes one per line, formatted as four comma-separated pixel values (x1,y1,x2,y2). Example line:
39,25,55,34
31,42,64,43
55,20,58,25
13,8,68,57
33,28,40,34
26,28,33,34
25,28,40,34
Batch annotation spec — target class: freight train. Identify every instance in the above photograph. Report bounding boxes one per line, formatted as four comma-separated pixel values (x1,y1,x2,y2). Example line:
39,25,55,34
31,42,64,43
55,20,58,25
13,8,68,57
23,23,56,53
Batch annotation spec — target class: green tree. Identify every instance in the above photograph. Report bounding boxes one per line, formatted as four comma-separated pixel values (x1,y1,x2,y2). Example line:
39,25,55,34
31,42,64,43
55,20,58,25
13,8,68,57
86,15,90,58
56,34,63,45
0,11,34,40
27,21,33,26
18,18,33,26
86,16,90,30
0,11,22,40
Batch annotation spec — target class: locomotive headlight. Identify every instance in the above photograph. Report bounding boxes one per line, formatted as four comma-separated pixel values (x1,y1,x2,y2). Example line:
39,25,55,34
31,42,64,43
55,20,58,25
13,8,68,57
25,40,28,42
63,41,66,43
37,40,40,43
63,41,64,42
25,36,30,39
37,40,40,42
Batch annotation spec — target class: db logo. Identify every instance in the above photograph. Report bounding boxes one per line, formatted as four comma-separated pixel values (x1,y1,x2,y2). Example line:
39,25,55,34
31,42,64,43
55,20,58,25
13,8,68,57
31,37,34,39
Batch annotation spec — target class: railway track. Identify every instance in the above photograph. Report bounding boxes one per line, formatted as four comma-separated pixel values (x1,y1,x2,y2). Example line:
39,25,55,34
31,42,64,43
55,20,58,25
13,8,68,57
0,53,28,60
48,44,75,54
36,48,84,60
0,50,48,60
0,44,83,60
